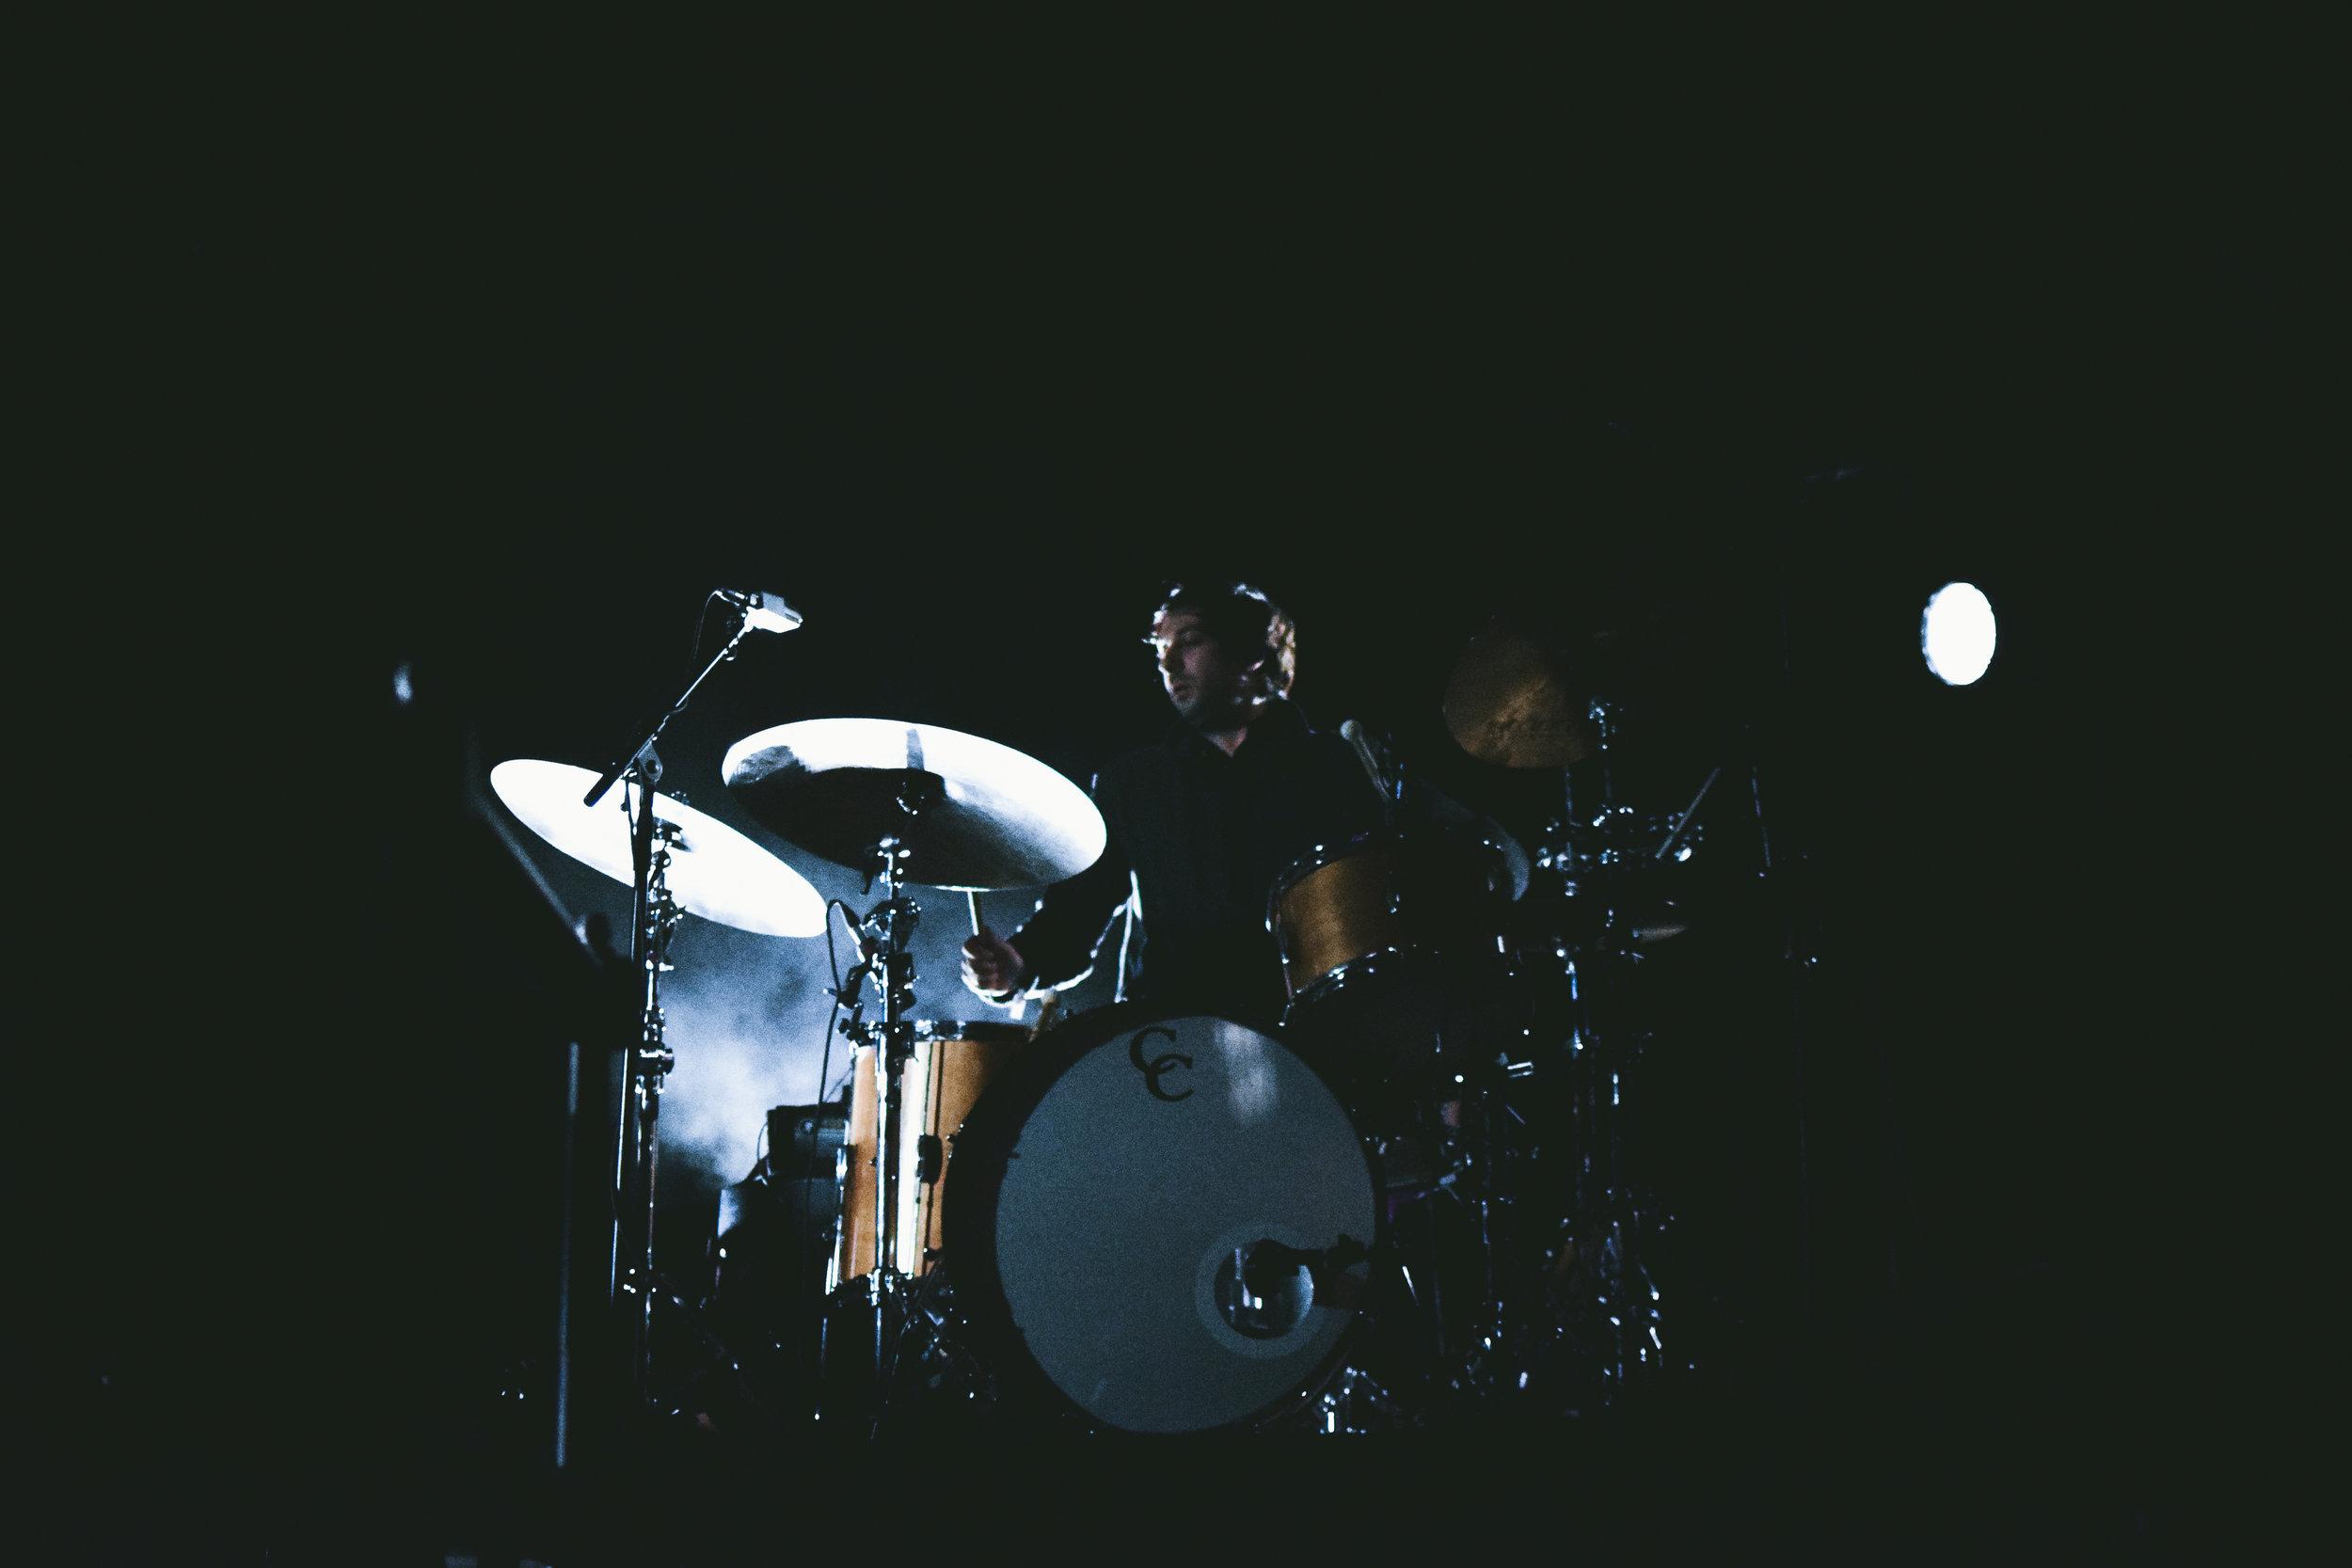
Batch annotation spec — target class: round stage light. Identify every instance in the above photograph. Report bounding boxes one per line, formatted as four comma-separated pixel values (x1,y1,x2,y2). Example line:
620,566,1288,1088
1921,582,1995,687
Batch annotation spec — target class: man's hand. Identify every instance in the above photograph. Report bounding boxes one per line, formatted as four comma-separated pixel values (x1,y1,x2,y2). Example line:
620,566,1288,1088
961,926,1027,1001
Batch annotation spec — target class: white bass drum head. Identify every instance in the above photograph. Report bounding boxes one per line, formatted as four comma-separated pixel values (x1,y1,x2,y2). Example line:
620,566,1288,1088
952,1007,1378,1435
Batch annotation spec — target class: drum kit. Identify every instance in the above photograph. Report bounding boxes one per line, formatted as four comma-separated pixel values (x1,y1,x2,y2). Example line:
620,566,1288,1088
490,594,1725,1441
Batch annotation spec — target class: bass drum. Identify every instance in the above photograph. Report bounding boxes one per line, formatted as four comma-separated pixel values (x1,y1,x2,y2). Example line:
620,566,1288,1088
948,1006,1380,1435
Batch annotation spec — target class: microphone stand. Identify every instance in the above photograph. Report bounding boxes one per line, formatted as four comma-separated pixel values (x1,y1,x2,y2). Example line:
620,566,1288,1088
580,597,771,1403
583,598,766,812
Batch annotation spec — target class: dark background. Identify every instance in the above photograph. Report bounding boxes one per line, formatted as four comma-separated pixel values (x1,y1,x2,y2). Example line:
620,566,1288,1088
37,46,2302,1544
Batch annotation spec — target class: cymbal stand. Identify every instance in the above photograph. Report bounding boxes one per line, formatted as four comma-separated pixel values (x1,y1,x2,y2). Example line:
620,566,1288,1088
1582,833,1682,1399
616,787,686,1398
1591,696,1616,804
866,836,919,1404
578,595,772,1402
1542,711,1688,1405
1434,1071,1524,1403
816,815,936,1431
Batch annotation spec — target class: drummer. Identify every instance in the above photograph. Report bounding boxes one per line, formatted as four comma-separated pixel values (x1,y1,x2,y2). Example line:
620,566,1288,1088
960,581,1380,1029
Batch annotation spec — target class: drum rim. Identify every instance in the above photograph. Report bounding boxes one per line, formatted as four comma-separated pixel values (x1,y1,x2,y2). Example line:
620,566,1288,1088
946,1001,1386,1439
904,1018,1035,1047
1279,943,1432,1024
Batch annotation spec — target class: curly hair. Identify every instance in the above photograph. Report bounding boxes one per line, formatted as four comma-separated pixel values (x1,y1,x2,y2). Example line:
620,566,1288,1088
1149,581,1297,699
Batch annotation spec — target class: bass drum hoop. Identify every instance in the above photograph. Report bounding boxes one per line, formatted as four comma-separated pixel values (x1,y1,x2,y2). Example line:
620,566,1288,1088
946,1001,1386,1438
906,1018,1035,1049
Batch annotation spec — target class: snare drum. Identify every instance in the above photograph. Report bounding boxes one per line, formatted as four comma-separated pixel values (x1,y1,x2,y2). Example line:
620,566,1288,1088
835,1019,1029,1285
948,1006,1380,1435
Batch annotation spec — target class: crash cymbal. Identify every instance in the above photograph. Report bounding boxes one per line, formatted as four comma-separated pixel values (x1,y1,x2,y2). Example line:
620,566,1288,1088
722,719,1107,892
489,759,826,938
1442,624,1598,768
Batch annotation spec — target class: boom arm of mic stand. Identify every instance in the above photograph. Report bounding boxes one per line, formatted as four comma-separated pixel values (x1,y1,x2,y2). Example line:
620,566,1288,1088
582,610,758,810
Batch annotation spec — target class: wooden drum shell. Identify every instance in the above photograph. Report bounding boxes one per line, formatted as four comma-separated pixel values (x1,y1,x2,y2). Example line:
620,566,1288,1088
836,1020,1030,1283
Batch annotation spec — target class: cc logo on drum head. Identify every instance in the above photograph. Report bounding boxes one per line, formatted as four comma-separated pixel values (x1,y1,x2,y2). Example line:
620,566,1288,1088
1128,1026,1194,1101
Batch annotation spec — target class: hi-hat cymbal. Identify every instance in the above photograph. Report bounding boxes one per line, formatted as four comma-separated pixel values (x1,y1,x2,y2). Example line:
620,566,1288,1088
489,759,826,938
722,719,1106,892
1442,625,1598,768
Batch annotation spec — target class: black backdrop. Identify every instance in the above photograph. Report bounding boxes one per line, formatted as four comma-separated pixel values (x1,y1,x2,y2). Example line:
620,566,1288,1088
38,55,2292,1544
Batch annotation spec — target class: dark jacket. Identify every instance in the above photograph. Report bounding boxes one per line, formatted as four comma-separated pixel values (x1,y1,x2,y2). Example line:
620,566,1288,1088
1005,699,1382,1028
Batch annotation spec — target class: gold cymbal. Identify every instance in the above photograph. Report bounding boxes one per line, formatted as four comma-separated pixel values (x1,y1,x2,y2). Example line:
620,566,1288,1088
1441,624,1597,768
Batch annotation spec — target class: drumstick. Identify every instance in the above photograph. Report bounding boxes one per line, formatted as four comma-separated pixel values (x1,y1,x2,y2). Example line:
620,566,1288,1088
1655,765,1722,862
967,890,1024,1019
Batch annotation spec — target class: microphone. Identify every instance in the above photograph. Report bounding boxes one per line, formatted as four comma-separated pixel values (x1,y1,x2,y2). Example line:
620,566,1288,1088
1242,1236,1370,1296
1339,720,1389,798
720,590,803,636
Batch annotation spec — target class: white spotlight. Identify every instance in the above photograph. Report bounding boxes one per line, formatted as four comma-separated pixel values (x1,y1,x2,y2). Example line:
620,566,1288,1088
1921,582,1995,686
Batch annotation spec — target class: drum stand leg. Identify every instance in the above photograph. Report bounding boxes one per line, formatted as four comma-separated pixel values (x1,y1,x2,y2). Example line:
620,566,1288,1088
1565,941,1684,1402
1518,767,1690,1412
603,791,760,1421
816,831,948,1435
613,779,684,1402
1316,1366,1404,1434
1433,1086,1525,1405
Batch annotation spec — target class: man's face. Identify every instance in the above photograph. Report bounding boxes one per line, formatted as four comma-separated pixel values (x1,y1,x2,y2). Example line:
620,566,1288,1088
1150,610,1263,727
